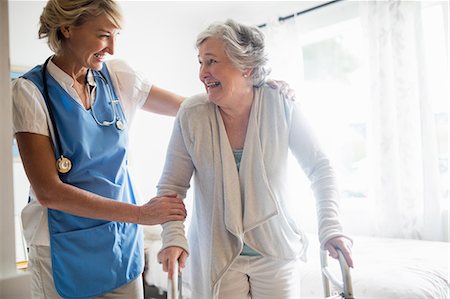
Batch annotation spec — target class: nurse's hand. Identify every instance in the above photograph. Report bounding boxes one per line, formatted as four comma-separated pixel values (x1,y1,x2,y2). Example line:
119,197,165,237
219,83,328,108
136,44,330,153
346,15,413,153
158,246,188,279
138,194,186,225
266,79,296,101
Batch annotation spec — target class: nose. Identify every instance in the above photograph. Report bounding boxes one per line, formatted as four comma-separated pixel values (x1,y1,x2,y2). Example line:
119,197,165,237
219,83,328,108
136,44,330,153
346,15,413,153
199,63,208,82
106,36,115,55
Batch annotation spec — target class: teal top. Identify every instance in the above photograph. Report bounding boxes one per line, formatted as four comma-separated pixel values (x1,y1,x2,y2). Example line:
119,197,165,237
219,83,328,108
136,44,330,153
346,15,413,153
233,149,261,257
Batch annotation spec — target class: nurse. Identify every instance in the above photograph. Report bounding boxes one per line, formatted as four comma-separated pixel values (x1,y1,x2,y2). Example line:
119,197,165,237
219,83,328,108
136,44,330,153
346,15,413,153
12,0,186,298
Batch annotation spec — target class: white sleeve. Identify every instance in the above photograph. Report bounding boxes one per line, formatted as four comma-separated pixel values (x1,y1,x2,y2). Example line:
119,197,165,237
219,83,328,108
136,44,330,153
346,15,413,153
105,59,152,125
12,78,50,137
288,102,351,248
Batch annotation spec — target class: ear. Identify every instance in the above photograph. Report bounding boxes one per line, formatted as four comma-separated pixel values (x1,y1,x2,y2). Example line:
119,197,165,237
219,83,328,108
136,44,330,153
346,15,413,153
60,24,72,38
243,68,253,78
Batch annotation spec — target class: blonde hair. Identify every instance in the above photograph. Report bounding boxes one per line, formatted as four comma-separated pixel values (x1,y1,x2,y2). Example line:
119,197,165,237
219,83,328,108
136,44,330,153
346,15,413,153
196,19,270,87
38,0,123,54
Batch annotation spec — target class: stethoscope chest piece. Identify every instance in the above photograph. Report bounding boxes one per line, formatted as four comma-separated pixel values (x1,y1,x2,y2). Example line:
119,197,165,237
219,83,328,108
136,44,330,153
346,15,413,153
56,155,72,174
116,119,125,130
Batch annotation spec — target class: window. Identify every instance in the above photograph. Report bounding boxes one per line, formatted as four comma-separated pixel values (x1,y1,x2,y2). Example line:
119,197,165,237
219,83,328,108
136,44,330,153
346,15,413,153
275,1,448,236
299,17,368,203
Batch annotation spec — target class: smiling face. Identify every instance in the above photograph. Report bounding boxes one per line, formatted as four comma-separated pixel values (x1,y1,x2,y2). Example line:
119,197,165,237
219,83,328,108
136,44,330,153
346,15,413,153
198,37,252,107
60,13,120,71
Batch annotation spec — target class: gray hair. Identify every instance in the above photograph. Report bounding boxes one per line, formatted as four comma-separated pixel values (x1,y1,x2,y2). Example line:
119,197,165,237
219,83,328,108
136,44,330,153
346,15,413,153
196,19,270,87
38,0,123,54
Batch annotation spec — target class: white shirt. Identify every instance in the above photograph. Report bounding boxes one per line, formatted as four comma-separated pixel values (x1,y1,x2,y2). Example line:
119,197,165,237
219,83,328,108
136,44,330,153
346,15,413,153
12,58,152,246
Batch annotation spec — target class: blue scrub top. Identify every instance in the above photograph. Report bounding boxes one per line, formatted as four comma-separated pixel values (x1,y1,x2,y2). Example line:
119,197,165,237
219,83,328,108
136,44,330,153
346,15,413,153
23,63,143,298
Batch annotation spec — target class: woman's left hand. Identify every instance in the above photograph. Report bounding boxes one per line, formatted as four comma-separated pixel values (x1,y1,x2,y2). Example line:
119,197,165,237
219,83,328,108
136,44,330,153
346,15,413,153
158,246,188,279
324,236,354,268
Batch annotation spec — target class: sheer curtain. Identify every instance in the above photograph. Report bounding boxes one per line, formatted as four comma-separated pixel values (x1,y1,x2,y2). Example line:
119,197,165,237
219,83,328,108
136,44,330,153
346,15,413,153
261,1,447,241
262,18,304,96
364,1,443,241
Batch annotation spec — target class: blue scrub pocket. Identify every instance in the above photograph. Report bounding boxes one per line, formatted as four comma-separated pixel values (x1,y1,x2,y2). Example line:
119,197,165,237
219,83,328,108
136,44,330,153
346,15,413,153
50,221,143,298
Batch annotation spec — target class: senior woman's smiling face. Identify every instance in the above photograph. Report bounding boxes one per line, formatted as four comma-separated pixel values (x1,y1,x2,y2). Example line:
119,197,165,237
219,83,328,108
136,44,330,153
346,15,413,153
198,37,250,106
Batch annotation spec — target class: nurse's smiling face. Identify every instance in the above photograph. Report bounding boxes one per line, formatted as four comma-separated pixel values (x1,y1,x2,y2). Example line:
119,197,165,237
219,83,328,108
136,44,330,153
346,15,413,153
60,14,120,71
198,37,251,107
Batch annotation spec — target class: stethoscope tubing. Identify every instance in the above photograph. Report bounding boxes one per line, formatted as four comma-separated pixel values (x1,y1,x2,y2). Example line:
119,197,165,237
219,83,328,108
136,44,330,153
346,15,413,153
89,73,122,128
42,57,67,171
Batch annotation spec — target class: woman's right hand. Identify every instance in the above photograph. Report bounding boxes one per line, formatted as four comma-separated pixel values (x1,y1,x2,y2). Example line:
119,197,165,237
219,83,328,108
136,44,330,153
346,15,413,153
138,194,186,225
158,246,188,279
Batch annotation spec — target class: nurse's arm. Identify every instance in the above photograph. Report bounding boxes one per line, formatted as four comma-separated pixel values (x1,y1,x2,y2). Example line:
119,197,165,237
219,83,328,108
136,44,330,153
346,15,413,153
15,132,186,225
141,85,184,116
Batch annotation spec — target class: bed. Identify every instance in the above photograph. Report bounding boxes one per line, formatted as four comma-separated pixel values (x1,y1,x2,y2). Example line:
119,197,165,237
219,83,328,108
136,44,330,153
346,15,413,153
302,234,449,299
143,227,450,298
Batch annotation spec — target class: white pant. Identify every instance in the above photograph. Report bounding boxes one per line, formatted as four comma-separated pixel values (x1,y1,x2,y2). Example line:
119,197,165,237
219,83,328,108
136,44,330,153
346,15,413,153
28,245,144,299
218,255,301,299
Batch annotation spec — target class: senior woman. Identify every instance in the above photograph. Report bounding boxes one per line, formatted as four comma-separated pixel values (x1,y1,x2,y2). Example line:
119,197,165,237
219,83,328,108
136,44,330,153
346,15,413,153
157,19,353,298
12,0,187,298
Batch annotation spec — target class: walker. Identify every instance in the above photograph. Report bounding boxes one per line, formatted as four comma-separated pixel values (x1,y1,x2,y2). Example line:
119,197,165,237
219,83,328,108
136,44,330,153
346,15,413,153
166,248,355,299
320,248,354,299
167,260,182,299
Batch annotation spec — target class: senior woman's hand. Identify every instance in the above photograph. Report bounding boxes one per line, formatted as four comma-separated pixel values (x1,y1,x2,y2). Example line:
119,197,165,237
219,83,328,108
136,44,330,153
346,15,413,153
158,246,188,280
324,236,354,268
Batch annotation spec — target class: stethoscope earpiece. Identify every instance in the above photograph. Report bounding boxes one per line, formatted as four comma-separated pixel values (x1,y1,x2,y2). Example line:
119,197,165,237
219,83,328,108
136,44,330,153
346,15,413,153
116,119,125,130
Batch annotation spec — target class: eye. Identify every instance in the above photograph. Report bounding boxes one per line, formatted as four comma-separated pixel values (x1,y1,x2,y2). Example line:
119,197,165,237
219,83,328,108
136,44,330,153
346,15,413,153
198,58,218,65
205,59,218,66
98,31,120,39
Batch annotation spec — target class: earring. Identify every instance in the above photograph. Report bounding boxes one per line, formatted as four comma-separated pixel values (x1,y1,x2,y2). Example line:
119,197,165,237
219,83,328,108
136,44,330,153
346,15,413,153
243,74,248,78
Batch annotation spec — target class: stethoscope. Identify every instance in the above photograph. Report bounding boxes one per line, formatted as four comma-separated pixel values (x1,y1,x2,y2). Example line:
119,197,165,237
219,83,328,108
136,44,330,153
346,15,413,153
41,57,124,174
89,73,125,131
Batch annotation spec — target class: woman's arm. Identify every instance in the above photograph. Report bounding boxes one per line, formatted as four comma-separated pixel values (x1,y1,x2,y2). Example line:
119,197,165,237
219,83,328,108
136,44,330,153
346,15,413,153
15,132,186,225
157,113,195,273
141,85,184,116
288,102,353,266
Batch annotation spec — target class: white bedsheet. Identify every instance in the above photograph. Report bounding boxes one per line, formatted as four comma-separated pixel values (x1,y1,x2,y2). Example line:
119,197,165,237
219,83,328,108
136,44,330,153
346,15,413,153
301,235,450,299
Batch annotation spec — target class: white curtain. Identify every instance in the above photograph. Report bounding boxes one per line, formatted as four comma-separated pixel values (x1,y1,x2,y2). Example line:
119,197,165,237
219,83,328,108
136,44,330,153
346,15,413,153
363,1,443,241
261,17,304,96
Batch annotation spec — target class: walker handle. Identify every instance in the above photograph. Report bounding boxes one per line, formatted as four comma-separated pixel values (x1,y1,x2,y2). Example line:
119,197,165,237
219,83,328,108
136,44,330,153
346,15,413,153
320,248,354,299
167,260,182,299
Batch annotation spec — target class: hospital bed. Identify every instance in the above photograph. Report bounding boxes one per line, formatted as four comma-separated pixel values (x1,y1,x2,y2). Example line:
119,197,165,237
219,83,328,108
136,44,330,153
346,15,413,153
143,226,450,298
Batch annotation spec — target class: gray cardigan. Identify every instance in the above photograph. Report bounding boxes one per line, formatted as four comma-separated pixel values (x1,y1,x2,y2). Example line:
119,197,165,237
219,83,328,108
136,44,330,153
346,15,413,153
157,85,348,298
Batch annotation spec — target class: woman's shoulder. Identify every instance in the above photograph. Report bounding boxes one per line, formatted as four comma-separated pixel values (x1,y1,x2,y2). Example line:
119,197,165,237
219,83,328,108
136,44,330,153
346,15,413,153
104,59,134,75
259,83,296,108
177,93,213,124
12,76,42,98
180,93,211,111
257,83,300,126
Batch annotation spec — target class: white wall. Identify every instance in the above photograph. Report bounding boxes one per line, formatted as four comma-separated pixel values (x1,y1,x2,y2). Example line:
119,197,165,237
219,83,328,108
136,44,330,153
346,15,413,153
1,1,32,298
